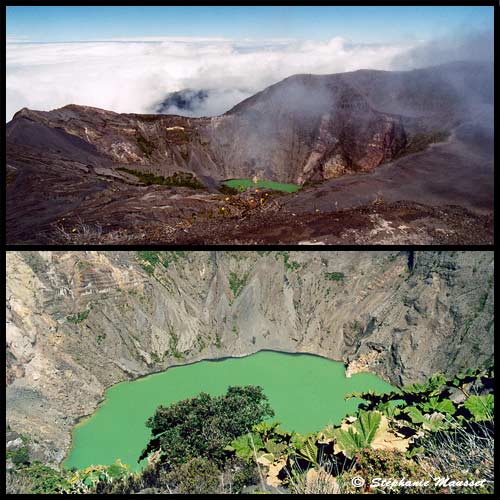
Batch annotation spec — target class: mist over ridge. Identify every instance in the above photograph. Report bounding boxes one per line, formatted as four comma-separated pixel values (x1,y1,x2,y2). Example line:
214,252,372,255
6,28,492,121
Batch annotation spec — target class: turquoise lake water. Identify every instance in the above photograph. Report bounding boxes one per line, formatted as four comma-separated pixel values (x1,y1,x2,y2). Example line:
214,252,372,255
64,351,394,471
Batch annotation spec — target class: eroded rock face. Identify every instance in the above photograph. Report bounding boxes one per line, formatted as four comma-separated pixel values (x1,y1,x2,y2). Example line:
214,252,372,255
5,251,494,464
6,62,493,244
7,93,404,186
8,62,491,187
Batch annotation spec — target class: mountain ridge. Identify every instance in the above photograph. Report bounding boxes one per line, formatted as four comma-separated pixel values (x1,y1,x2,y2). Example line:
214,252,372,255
6,61,493,244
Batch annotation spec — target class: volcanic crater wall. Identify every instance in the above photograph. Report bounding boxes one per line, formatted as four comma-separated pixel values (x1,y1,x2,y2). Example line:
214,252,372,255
9,61,492,187
5,251,494,464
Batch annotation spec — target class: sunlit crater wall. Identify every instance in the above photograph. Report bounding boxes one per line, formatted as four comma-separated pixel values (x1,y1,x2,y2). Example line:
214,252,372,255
6,250,494,465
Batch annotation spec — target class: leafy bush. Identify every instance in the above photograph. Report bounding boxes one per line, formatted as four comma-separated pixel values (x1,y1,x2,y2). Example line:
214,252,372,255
330,410,408,459
166,457,220,494
17,463,70,494
69,460,131,493
139,386,274,468
136,134,155,157
224,457,261,493
325,272,345,282
225,367,494,492
275,251,300,271
340,449,424,493
13,367,492,494
349,366,494,433
136,251,161,274
91,455,259,494
229,271,250,297
7,446,30,466
136,250,187,274
66,310,90,324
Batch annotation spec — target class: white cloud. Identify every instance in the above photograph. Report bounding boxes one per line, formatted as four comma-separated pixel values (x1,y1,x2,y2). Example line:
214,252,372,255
6,37,415,121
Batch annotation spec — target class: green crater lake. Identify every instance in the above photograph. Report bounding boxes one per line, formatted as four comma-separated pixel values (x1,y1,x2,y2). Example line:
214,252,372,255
223,178,301,193
64,351,394,471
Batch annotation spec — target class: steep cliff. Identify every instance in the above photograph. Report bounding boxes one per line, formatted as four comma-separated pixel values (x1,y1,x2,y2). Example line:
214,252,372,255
6,62,493,244
5,251,494,464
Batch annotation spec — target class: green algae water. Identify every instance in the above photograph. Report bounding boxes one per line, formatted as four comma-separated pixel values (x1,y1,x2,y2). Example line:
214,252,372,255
223,178,301,193
64,351,393,472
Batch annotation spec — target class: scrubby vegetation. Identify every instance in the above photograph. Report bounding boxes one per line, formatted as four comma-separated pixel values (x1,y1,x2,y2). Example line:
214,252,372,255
6,446,30,466
139,386,274,467
6,462,71,494
135,134,155,157
136,251,187,274
229,271,250,298
275,251,300,271
223,178,301,193
325,271,345,282
168,332,184,361
66,310,90,324
6,367,493,494
118,167,205,189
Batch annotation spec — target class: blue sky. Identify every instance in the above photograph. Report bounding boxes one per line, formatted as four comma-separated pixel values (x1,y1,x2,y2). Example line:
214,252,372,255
6,6,493,44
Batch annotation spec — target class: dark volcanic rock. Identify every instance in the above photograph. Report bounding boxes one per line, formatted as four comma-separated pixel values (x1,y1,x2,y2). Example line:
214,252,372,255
5,61,493,244
9,62,492,185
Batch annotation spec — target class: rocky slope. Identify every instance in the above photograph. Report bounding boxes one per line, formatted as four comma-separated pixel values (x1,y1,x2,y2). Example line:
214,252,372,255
7,61,491,186
5,61,493,244
6,251,494,464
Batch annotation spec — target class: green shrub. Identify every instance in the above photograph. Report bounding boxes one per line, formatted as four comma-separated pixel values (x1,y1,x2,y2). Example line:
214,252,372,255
167,457,220,494
19,462,70,494
137,251,161,274
166,330,184,360
163,251,186,268
224,457,260,493
325,272,345,282
66,310,90,324
136,134,155,157
7,447,30,466
275,251,300,271
229,271,250,297
136,251,187,274
340,449,423,493
139,386,274,468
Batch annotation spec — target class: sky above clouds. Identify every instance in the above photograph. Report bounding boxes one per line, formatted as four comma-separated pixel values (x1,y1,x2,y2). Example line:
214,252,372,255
5,6,494,121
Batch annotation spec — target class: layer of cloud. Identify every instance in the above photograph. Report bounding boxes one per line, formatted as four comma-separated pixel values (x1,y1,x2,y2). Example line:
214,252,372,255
6,37,413,121
391,29,493,69
5,32,492,121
